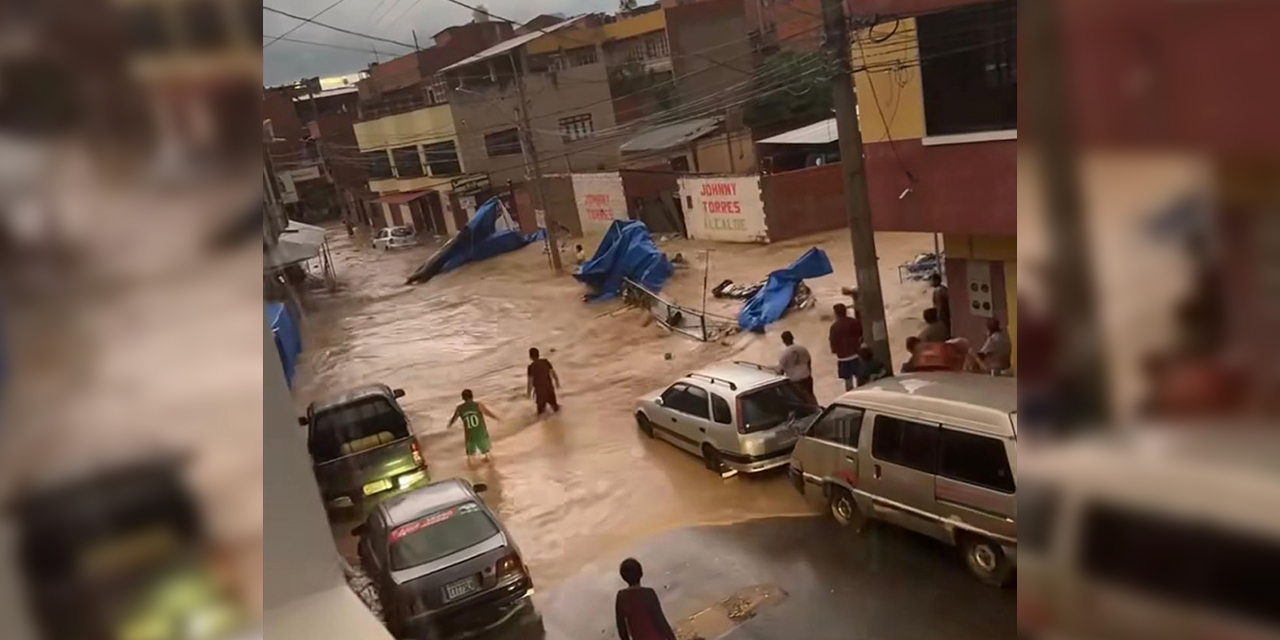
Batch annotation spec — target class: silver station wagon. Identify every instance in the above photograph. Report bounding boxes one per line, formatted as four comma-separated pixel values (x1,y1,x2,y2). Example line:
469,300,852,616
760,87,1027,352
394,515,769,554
635,361,822,475
788,372,1017,586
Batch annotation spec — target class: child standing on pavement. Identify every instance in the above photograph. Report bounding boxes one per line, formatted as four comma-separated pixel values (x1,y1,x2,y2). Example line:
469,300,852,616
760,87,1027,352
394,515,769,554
447,389,499,464
615,558,677,640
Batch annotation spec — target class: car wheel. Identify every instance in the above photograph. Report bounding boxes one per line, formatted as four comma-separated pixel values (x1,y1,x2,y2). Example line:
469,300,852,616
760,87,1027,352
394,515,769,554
960,534,1015,587
702,444,723,473
828,486,867,530
636,413,654,437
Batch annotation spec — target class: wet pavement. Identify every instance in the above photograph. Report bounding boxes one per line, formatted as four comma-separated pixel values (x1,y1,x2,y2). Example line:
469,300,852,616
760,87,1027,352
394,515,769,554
295,226,940,591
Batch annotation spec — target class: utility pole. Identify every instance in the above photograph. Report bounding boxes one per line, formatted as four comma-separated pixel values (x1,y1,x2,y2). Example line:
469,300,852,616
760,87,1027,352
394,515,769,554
823,0,891,368
514,48,563,273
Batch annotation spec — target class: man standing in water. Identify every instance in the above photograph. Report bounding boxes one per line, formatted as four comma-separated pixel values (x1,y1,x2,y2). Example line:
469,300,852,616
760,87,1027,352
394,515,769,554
829,304,863,391
447,389,499,464
526,347,561,415
930,273,951,334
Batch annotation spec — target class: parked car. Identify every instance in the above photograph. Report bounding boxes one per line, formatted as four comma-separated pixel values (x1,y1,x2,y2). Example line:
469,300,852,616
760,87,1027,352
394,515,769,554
355,478,537,640
300,384,428,514
373,226,419,250
634,361,821,474
1018,431,1280,640
788,372,1017,586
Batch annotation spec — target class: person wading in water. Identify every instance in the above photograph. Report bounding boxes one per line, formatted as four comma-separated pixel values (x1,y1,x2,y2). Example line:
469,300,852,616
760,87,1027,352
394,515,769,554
447,389,499,465
526,347,561,415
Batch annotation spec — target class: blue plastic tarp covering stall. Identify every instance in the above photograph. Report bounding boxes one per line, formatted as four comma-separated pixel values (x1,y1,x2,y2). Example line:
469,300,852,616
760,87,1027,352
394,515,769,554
575,220,673,301
738,248,834,332
267,303,302,388
407,197,540,285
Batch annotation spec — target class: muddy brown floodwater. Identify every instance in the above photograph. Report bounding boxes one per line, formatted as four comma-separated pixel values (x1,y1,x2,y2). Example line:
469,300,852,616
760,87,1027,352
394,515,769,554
294,227,937,589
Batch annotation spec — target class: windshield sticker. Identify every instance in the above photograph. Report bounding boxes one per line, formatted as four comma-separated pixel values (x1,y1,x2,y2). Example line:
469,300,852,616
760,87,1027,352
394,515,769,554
389,503,480,542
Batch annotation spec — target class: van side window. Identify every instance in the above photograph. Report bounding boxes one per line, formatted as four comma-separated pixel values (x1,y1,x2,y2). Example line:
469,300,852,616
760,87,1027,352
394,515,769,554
938,429,1015,493
810,405,864,447
871,415,939,473
710,393,733,424
1081,502,1280,627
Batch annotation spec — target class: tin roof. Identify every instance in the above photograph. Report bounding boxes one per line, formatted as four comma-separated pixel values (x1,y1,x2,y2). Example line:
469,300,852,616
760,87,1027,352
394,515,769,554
619,117,722,153
440,16,585,73
758,117,839,145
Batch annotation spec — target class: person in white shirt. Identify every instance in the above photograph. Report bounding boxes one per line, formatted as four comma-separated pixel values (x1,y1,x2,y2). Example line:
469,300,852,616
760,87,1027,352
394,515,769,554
778,331,815,402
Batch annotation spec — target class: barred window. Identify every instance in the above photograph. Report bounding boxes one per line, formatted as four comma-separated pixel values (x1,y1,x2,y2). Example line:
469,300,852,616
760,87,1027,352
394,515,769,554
559,114,593,143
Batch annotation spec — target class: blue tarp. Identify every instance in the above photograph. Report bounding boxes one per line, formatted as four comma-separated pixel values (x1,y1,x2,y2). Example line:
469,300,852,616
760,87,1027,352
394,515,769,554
267,303,302,388
738,248,834,332
575,220,673,301
407,197,540,284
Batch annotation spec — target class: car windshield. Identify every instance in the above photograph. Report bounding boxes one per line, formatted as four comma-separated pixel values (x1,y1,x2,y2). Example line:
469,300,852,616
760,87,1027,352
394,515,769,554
738,383,819,433
391,227,414,238
309,396,408,462
389,502,498,571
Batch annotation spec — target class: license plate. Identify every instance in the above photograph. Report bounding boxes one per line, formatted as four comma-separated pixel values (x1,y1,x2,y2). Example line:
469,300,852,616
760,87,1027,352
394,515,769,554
362,478,393,496
444,575,480,601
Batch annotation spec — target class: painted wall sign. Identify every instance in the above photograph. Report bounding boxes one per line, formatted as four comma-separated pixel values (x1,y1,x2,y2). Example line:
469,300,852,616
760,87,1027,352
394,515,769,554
571,173,628,234
678,176,767,243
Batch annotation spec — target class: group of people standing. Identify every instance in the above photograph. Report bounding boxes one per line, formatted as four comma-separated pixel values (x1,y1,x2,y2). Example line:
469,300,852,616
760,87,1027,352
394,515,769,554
777,272,1014,403
446,347,562,464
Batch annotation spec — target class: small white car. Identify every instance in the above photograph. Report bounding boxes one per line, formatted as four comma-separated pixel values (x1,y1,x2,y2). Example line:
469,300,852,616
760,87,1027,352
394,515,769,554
372,226,419,250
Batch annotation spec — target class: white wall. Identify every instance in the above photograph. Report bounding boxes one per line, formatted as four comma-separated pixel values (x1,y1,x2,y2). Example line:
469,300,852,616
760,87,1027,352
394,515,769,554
678,175,768,243
571,172,628,236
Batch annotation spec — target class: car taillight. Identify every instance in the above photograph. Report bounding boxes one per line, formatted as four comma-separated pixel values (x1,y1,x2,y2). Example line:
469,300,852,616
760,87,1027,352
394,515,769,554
497,553,524,581
410,441,424,467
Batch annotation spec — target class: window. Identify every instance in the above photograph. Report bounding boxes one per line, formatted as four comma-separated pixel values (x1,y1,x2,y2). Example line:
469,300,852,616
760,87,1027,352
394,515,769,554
392,146,424,178
389,503,499,570
567,46,598,67
559,114,593,143
365,151,393,179
738,384,819,433
1080,503,1280,627
484,128,522,157
308,397,407,463
809,405,864,447
645,34,670,60
917,1,1017,136
660,384,707,419
683,385,710,420
938,428,1014,493
425,75,448,105
871,415,938,473
711,394,732,425
423,141,461,176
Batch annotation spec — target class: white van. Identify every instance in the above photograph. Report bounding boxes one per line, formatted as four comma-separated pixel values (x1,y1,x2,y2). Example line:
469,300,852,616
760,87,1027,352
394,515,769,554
788,373,1017,586
1019,431,1280,640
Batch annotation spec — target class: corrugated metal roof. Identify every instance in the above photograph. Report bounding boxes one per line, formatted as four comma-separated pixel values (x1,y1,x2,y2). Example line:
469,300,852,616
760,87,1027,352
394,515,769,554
619,117,722,153
758,117,839,145
440,16,585,73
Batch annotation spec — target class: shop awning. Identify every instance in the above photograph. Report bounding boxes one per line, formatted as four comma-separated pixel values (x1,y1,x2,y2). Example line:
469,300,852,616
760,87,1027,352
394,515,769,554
373,190,433,205
758,117,839,145
619,117,722,154
264,219,326,270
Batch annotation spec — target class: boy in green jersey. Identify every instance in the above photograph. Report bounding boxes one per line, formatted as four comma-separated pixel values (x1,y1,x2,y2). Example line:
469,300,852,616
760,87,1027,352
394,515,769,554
447,389,500,463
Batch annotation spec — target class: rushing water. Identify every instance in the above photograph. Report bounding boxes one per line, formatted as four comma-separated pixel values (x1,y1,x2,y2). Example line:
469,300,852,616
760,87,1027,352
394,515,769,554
295,227,936,588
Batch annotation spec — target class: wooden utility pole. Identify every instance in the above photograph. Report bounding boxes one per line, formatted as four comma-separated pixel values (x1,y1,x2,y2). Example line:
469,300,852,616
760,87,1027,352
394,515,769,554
514,49,563,273
823,0,891,368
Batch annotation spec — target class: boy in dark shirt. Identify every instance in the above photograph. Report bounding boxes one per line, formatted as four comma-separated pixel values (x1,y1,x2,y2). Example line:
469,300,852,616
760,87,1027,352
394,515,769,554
615,558,677,640
526,347,561,414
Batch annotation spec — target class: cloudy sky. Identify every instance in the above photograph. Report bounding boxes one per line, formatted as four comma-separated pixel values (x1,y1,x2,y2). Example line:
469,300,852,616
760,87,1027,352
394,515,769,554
263,0,617,86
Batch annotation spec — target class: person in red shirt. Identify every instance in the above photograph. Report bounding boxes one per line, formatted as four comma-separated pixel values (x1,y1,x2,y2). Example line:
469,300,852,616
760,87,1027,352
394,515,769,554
828,303,864,391
526,347,561,415
615,558,677,640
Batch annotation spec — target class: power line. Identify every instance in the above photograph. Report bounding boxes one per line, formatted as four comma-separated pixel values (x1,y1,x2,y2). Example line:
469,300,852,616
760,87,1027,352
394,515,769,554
263,34,379,54
263,5,417,49
264,0,354,49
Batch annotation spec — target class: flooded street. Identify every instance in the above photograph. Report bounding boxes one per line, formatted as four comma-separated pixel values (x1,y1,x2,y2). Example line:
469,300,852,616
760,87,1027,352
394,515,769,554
294,227,937,589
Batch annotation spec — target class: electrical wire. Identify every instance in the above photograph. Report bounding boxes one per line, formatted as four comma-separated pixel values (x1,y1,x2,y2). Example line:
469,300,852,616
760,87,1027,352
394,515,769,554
263,34,379,54
263,5,417,49
264,0,354,49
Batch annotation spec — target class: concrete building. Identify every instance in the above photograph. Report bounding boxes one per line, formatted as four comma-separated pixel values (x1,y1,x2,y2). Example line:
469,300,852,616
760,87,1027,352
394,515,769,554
441,16,621,192
264,78,368,223
353,20,515,234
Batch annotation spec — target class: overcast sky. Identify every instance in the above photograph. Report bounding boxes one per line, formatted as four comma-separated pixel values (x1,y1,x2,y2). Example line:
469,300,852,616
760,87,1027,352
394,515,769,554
263,0,618,86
